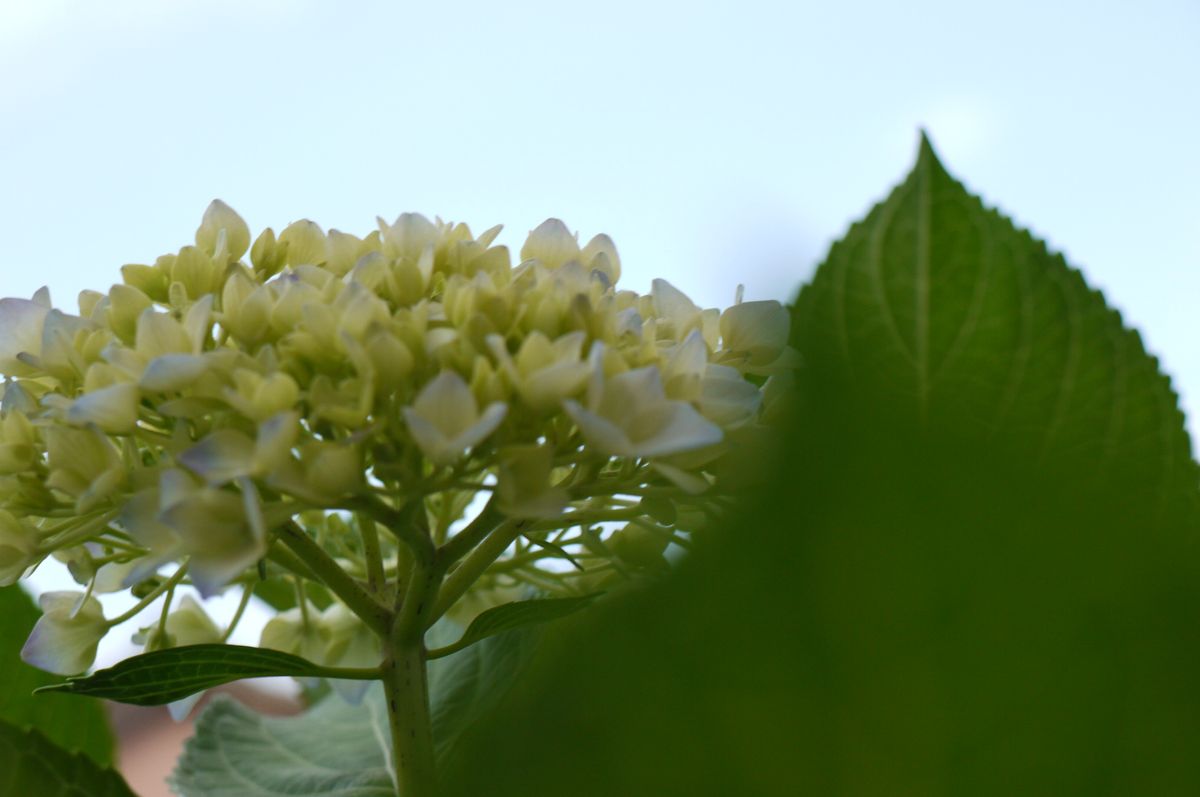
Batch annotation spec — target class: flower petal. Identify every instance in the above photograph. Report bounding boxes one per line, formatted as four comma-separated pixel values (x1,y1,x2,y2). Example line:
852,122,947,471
0,297,49,373
628,401,723,458
412,371,479,438
180,430,257,485
140,354,209,392
564,399,634,457
444,402,508,458
67,383,141,433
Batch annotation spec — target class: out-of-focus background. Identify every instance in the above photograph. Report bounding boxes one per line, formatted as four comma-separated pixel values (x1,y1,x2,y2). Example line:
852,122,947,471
1,1,1197,794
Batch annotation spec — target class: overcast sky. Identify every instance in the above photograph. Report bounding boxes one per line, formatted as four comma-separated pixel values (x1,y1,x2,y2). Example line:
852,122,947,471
3,0,1198,665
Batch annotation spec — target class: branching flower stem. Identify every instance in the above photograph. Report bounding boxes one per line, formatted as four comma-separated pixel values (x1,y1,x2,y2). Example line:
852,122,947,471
277,520,392,637
431,518,524,623
105,563,190,628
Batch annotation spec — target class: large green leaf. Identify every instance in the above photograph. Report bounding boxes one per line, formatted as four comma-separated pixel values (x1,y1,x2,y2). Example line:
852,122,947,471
169,690,395,797
37,644,329,705
437,141,1200,796
0,585,114,765
793,133,1197,520
170,621,540,795
0,720,135,797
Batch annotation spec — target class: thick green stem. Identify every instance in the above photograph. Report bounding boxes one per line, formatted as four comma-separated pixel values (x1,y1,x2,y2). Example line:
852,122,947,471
382,639,437,797
385,556,442,796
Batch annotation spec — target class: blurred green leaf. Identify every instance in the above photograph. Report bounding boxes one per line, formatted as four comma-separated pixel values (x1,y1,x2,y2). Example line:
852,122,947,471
37,644,326,705
0,585,114,765
438,138,1200,796
428,622,540,766
427,594,600,659
0,720,134,797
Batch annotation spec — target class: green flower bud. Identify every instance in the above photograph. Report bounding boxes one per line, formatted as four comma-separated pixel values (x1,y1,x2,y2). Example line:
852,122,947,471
609,523,670,569
0,510,40,585
106,284,152,344
120,263,170,302
171,246,222,300
280,219,328,267
196,200,251,261
250,227,286,278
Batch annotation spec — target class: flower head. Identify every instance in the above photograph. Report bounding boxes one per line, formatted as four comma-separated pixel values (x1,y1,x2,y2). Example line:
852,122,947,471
0,202,796,670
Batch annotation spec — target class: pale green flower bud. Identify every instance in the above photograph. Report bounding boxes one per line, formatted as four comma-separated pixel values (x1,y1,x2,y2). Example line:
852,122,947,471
42,425,124,508
106,284,152,344
379,213,438,261
279,219,328,267
307,441,363,498
223,370,300,422
250,227,286,278
261,604,327,662
363,328,414,395
582,233,621,284
496,444,567,519
521,219,580,269
0,411,37,475
196,200,251,262
651,278,705,341
21,591,107,675
164,595,222,647
135,309,193,360
321,603,381,702
609,523,670,569
326,229,367,277
0,509,41,585
120,263,170,302
77,290,105,320
171,246,222,300
222,278,273,345
719,299,790,368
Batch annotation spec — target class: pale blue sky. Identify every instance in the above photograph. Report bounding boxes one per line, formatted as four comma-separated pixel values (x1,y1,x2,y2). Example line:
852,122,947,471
3,0,1199,664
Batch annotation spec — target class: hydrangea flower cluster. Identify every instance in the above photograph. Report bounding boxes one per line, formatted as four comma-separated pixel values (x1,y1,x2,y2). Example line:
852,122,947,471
0,201,795,679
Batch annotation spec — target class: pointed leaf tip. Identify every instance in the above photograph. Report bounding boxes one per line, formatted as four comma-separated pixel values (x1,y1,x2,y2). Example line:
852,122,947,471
916,129,944,170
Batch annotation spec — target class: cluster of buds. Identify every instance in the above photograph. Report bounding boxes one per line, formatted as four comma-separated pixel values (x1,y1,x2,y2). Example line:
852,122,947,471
0,201,795,677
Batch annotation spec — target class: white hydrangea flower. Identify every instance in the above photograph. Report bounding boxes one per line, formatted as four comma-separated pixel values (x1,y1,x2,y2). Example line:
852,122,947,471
403,371,508,465
21,591,108,675
564,365,723,458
